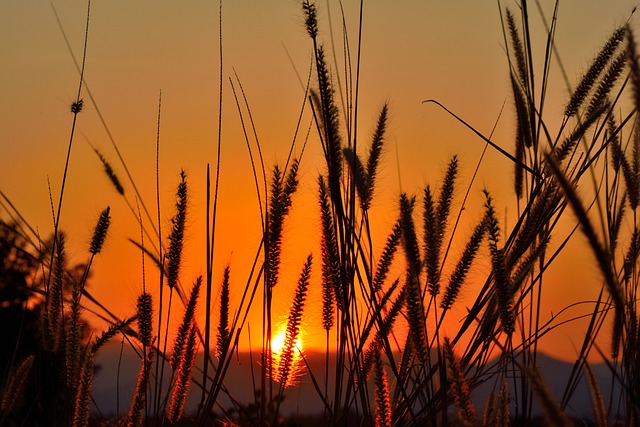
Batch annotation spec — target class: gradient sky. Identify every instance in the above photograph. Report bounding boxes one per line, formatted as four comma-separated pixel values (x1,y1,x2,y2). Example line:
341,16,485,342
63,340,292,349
1,1,638,361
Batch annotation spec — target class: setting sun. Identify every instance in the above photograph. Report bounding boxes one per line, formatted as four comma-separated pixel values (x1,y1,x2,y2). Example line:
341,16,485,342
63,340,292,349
271,330,303,356
270,327,305,389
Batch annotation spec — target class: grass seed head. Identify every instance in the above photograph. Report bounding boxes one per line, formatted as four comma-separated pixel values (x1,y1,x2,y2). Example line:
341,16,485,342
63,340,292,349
89,206,110,255
71,99,84,114
166,170,188,289
136,292,153,348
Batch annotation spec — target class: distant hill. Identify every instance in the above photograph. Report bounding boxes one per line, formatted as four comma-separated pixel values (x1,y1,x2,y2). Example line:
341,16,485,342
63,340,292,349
93,342,623,421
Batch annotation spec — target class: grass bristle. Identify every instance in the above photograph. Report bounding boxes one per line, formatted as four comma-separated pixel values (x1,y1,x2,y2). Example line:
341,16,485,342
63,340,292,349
612,309,623,359
400,194,428,363
321,261,335,331
48,232,66,351
166,170,188,289
423,185,438,295
171,277,201,369
1,355,34,416
584,362,607,427
276,255,312,388
302,0,318,40
507,182,561,266
313,46,343,201
267,160,299,289
318,175,342,310
554,103,608,163
444,337,477,426
373,219,402,293
373,353,392,427
127,349,154,427
623,227,640,283
497,382,511,426
441,218,486,311
510,234,550,289
484,191,514,335
363,284,405,379
527,365,573,427
586,51,626,117
547,155,627,330
565,25,626,117
72,355,93,427
514,104,525,200
89,206,110,255
94,148,125,195
66,278,84,390
136,292,153,348
433,156,458,283
71,99,84,114
217,268,231,357
482,390,496,427
167,321,198,423
506,9,528,88
343,147,369,211
91,316,136,353
627,26,640,118
365,103,388,210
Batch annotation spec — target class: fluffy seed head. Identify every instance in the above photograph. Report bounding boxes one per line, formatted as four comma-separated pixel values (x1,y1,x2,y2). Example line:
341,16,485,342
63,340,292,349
71,99,84,114
136,292,153,348
89,207,110,255
95,149,125,195
166,171,188,289
302,0,318,39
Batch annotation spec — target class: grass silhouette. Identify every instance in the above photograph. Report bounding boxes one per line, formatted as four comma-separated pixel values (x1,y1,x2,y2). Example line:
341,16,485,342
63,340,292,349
1,0,640,425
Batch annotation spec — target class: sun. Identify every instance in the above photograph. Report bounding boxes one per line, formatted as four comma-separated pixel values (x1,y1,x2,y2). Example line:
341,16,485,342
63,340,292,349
270,328,305,387
271,330,303,355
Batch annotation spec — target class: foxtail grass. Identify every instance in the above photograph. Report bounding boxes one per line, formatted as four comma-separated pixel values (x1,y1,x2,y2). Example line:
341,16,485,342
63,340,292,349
167,321,198,423
166,170,188,290
276,255,312,389
444,338,477,426
373,353,392,427
127,349,154,427
72,355,93,427
216,267,231,357
170,278,201,370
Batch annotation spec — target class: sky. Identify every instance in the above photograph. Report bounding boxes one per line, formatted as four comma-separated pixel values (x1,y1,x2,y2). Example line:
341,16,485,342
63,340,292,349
1,1,639,362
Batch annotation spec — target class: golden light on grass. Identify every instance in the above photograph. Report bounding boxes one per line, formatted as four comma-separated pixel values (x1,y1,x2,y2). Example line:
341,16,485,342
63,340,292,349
271,329,303,355
271,326,304,388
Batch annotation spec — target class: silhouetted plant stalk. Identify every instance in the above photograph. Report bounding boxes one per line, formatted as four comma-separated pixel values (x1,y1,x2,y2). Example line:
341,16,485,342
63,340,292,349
0,355,34,416
275,255,312,412
484,192,515,336
128,349,154,427
167,321,198,423
497,382,511,426
440,218,486,312
373,353,392,427
400,194,429,365
444,338,477,426
170,277,201,370
166,170,188,291
47,0,91,303
216,266,231,357
72,355,93,427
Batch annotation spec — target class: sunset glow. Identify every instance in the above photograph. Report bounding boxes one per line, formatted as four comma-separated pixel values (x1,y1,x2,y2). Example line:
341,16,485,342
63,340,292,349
270,326,305,388
3,1,640,424
1,0,635,361
271,330,304,356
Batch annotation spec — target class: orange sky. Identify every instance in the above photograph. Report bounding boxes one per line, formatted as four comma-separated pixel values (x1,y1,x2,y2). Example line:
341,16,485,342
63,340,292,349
1,1,639,361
